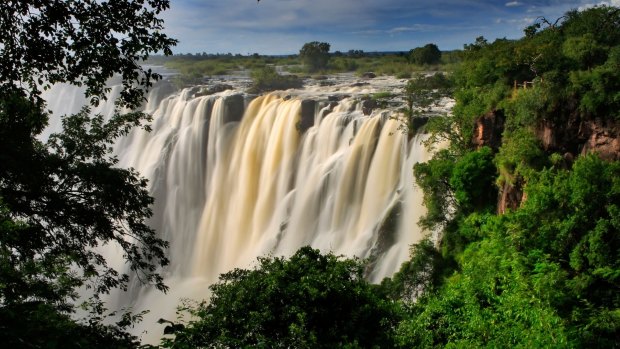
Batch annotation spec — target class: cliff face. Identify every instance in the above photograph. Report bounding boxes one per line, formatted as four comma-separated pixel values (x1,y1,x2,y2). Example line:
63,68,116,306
471,111,620,214
536,117,620,161
472,110,505,150
577,118,620,161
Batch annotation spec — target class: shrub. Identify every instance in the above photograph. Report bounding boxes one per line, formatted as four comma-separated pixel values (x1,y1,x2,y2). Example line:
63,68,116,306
248,66,303,93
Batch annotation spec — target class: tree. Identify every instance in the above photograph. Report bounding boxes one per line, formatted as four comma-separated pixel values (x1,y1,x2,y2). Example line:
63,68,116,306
408,43,442,65
449,146,497,213
0,0,176,345
300,41,331,72
0,0,175,108
160,247,400,348
400,72,453,134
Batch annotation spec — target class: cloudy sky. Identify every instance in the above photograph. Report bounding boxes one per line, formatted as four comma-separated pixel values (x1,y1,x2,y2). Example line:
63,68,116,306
161,0,619,55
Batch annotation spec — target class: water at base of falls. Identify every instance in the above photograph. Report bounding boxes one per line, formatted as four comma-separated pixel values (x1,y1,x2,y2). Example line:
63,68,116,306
43,74,453,343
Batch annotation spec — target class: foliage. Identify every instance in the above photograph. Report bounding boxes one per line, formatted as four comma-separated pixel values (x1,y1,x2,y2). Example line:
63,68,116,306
299,41,331,72
396,229,574,348
0,0,176,108
160,247,399,349
0,0,175,346
403,156,620,348
494,127,545,186
0,301,142,349
408,44,442,65
399,7,620,349
248,66,303,94
379,238,451,302
449,146,497,213
0,105,169,305
399,73,454,134
512,156,620,340
413,149,457,232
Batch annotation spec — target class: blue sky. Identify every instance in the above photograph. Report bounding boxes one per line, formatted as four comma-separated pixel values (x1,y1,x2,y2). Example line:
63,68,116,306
162,0,619,54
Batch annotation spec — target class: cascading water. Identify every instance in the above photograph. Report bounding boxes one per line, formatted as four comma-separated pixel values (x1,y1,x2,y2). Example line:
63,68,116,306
43,75,451,342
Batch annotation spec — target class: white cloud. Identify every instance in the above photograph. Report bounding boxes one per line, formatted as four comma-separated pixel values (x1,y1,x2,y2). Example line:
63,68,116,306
578,0,620,10
387,24,436,34
505,1,522,7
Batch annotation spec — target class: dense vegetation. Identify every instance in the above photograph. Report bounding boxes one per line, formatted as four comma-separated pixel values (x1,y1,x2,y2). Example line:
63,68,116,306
160,247,399,348
0,0,174,347
403,6,620,347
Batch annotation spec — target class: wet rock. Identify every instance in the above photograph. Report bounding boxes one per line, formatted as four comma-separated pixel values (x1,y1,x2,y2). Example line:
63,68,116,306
361,72,376,79
223,94,244,123
196,83,233,97
410,116,429,131
328,94,350,102
362,98,377,116
299,99,316,132
350,82,370,87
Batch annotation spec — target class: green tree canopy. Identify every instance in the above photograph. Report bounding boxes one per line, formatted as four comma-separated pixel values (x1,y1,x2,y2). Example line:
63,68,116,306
0,0,175,107
408,43,442,65
0,0,176,346
299,41,331,72
399,6,620,349
161,247,400,348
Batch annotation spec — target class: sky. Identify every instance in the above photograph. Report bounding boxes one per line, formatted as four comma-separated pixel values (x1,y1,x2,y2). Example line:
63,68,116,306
161,0,620,55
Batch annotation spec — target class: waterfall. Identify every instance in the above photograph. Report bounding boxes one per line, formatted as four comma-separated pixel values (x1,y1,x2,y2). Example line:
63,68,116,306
43,78,448,342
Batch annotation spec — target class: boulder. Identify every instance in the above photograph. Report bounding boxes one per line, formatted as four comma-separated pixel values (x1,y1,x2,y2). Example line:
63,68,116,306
361,72,376,79
299,100,316,132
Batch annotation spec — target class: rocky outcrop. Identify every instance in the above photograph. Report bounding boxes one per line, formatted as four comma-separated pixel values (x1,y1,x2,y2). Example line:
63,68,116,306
580,118,620,161
361,72,376,79
299,100,316,132
469,94,620,214
472,110,505,150
196,83,233,97
536,116,620,161
497,181,524,215
361,98,377,116
328,94,350,102
495,113,620,215
222,94,244,123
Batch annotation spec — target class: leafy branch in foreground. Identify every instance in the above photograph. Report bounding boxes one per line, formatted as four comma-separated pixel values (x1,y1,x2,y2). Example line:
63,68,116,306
1,0,176,347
